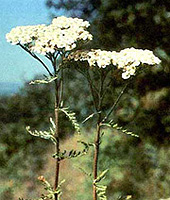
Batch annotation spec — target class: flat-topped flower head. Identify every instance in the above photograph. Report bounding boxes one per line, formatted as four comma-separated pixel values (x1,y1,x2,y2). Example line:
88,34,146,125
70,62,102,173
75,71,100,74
6,16,93,55
52,16,90,29
68,49,118,68
67,48,161,79
6,25,46,45
116,47,161,79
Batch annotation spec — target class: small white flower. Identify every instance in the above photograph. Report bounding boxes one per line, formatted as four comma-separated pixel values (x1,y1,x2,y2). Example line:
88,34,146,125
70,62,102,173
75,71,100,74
122,72,131,79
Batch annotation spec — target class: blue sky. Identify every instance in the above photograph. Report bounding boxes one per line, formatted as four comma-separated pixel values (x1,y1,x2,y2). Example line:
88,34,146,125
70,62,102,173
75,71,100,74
0,0,61,84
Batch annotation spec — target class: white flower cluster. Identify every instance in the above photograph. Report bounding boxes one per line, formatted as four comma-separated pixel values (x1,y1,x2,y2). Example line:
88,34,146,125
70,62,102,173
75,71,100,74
68,47,161,79
117,47,161,79
6,25,46,45
68,49,118,68
6,16,93,55
87,50,118,68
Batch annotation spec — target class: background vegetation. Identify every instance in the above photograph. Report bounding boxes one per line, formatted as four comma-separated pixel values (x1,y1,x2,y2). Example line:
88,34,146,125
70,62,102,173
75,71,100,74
0,0,170,199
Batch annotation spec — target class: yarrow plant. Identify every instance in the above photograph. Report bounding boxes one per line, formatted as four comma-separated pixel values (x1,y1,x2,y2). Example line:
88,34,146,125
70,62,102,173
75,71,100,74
6,16,161,200
7,16,93,200
67,47,160,200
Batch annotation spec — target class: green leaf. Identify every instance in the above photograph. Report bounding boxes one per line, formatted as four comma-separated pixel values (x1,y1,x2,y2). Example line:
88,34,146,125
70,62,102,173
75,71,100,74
38,177,65,200
101,121,139,138
26,118,57,144
53,140,92,161
29,76,57,85
93,169,109,200
59,107,80,134
94,169,109,183
77,166,92,178
82,111,101,124
95,183,108,200
50,117,56,130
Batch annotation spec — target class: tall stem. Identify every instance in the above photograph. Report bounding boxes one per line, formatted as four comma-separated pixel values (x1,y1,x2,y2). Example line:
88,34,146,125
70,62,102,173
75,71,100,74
92,70,104,200
52,53,61,200
54,78,60,200
93,114,101,200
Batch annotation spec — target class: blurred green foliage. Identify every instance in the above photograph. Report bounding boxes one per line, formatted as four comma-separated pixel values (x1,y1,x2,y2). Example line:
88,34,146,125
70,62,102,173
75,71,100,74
0,82,54,199
74,129,170,200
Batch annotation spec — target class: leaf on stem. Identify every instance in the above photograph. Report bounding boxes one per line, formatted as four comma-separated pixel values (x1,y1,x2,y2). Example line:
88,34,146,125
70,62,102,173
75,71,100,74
29,76,57,85
53,179,65,198
93,169,109,200
50,117,56,129
101,121,139,138
53,140,92,161
59,107,80,134
26,124,57,145
77,166,92,178
118,195,132,200
95,184,108,200
37,176,65,200
82,111,101,124
94,169,109,184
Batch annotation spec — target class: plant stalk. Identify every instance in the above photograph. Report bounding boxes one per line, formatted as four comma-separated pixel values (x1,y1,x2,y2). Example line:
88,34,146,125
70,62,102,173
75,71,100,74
54,78,60,200
92,71,104,200
52,52,62,200
19,44,53,76
93,115,101,200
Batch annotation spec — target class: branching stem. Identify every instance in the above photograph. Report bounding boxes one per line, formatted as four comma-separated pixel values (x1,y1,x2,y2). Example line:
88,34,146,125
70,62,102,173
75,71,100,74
102,81,130,123
19,44,53,76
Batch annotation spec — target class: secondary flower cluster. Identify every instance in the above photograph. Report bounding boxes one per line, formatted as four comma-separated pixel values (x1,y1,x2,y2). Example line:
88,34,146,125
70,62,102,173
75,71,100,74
67,48,161,79
6,16,92,55
117,48,161,79
68,49,118,68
